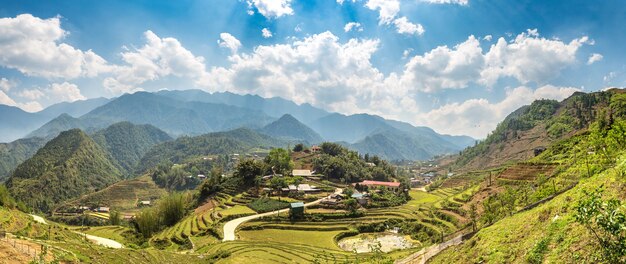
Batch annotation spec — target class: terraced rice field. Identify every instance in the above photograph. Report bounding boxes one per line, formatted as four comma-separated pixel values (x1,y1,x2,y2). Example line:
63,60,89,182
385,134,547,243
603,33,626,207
497,162,558,181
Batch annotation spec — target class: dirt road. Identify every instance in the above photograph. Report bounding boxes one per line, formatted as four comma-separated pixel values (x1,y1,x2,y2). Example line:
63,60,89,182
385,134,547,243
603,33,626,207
222,188,342,241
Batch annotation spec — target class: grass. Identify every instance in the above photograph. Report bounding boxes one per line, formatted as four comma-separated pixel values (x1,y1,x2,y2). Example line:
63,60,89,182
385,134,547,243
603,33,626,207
239,229,344,250
82,226,132,244
219,205,255,217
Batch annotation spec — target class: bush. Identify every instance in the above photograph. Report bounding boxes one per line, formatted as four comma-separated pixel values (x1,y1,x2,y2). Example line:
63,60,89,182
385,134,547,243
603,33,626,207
247,197,290,213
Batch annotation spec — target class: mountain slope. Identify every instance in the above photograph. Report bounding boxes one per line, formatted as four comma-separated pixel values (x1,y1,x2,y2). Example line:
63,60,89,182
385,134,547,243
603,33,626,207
6,129,122,212
38,97,111,118
454,89,624,171
259,114,323,143
137,128,289,173
157,89,330,125
0,137,47,181
92,122,173,176
28,92,277,139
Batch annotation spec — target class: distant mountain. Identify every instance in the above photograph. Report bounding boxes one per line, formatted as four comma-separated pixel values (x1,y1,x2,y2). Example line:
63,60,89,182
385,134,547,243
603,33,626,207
137,128,290,173
260,114,323,144
37,97,111,119
0,105,49,142
92,122,173,176
309,113,474,160
6,129,122,212
0,98,112,143
157,89,330,125
27,92,277,139
0,137,47,181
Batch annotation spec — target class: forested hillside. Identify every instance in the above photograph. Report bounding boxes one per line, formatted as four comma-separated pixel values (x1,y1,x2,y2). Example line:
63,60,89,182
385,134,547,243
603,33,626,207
0,137,46,181
137,128,289,173
92,122,172,176
260,114,323,143
454,89,626,171
6,129,122,212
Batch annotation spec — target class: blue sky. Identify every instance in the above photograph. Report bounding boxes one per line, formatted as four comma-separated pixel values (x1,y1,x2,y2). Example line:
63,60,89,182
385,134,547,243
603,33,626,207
0,0,624,138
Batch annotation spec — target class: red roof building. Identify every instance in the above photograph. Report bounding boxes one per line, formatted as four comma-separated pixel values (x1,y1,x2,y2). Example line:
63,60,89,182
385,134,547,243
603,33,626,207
355,180,401,192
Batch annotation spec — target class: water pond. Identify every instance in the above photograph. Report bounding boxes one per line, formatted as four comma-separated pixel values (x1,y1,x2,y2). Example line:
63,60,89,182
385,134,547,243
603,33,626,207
337,232,417,253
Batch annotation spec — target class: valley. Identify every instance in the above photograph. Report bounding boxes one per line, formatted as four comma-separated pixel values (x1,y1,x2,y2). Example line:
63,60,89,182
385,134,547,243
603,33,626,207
0,89,624,264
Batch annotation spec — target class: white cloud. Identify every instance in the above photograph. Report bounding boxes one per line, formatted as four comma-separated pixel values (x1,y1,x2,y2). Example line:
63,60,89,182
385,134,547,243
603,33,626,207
294,24,303,32
480,29,590,86
201,31,417,118
365,0,400,25
0,14,111,79
47,82,85,102
0,78,15,92
218,32,242,54
337,0,356,4
262,28,273,38
344,22,363,32
422,0,469,5
587,53,603,65
483,35,492,41
104,30,207,94
393,17,425,36
400,35,484,92
398,29,590,92
17,89,44,100
247,0,293,19
416,85,580,138
0,90,42,112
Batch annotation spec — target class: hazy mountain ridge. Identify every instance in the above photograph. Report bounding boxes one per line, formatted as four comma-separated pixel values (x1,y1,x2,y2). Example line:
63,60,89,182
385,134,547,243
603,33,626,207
259,114,324,144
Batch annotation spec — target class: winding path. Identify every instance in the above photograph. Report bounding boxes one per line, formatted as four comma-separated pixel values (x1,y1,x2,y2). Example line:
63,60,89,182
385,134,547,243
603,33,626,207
29,214,124,249
222,188,342,241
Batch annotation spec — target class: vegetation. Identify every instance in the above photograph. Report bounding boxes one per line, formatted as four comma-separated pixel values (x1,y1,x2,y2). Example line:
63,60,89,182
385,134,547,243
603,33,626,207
260,114,323,143
248,197,290,213
313,142,397,183
265,148,294,175
134,192,191,238
6,129,122,212
91,122,172,176
0,137,46,180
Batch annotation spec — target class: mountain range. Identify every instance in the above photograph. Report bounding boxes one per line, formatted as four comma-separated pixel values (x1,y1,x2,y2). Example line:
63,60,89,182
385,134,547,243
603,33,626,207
1,89,475,164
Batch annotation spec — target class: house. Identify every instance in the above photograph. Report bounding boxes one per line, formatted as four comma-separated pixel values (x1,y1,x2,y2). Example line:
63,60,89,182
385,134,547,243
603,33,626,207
311,145,321,153
290,202,305,217
197,174,206,179
78,206,90,212
123,215,134,221
297,184,319,193
534,147,547,156
96,207,110,213
351,193,369,205
292,169,313,177
355,180,401,192
139,200,151,207
365,162,376,167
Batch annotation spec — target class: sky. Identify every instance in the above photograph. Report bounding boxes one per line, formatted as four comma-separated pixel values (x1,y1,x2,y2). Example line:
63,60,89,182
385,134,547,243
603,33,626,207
0,0,625,138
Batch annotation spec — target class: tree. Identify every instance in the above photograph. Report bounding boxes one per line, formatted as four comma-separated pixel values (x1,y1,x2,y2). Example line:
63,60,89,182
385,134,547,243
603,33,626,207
270,177,287,200
293,143,305,152
575,189,626,263
234,159,265,186
109,210,122,226
344,198,358,215
469,203,478,232
265,148,294,175
343,188,354,198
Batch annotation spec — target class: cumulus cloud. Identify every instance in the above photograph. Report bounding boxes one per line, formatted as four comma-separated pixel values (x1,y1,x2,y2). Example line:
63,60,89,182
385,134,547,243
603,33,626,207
398,29,590,92
344,22,363,32
201,31,417,118
422,0,469,5
0,78,15,92
218,32,242,54
247,0,293,19
587,53,603,65
365,0,400,25
0,90,42,112
262,28,273,38
47,82,86,102
17,89,44,100
104,30,207,94
0,14,111,79
483,35,492,41
393,16,425,36
416,85,580,138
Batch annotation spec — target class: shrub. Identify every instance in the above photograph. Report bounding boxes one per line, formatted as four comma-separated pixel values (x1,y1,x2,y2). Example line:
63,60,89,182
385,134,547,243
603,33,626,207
247,197,290,213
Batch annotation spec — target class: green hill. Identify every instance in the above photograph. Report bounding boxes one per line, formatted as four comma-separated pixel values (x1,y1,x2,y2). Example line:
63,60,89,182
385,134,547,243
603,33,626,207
260,114,323,143
0,137,46,181
6,129,122,212
92,122,173,176
454,89,625,171
137,128,290,173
